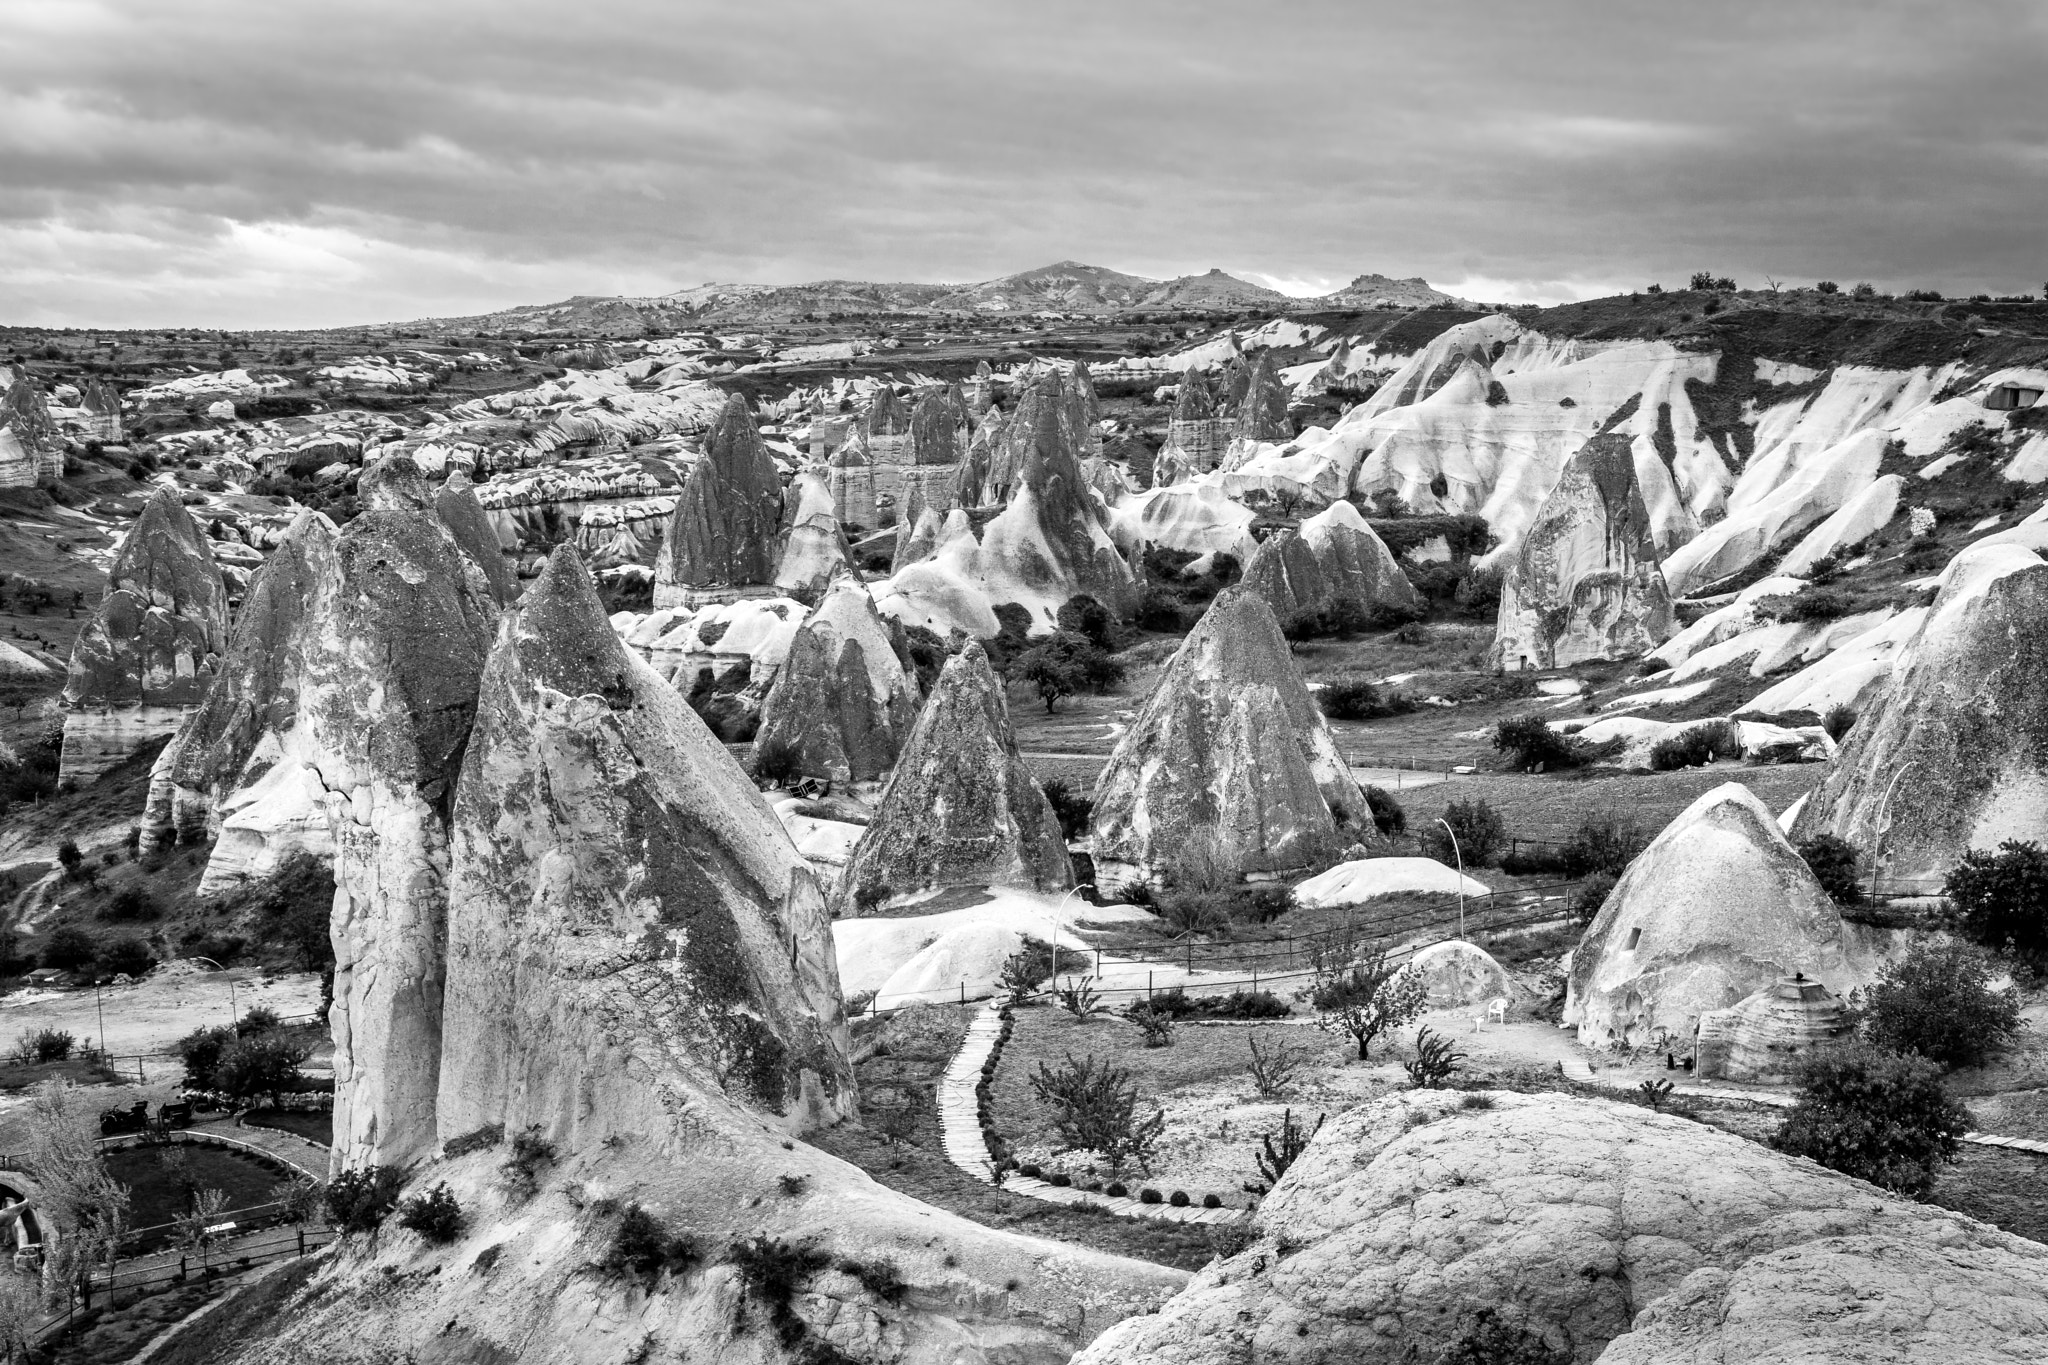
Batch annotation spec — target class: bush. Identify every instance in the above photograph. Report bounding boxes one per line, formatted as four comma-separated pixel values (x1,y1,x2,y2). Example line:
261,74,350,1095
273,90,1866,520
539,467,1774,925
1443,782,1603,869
1202,1193,1222,1209
101,887,159,922
176,1025,237,1090
1318,679,1414,722
1133,588,1186,633
1797,834,1863,905
10,1027,75,1064
1424,798,1505,867
1248,1108,1323,1193
1138,1187,1162,1204
1772,1045,1971,1197
1944,841,2048,962
1648,719,1744,771
503,1127,557,1200
39,926,97,972
603,1204,699,1283
1572,871,1617,925
1055,594,1121,651
397,1183,464,1244
1858,940,2023,1071
1404,1026,1466,1088
235,1005,281,1037
1168,1190,1190,1207
98,936,156,978
56,840,82,879
325,1165,404,1233
1492,716,1586,772
1559,815,1648,878
1122,1002,1175,1048
213,1033,313,1107
1439,1309,1572,1365
752,737,801,787
1039,776,1094,841
1362,785,1405,837
1028,1052,1166,1179
1821,703,1857,743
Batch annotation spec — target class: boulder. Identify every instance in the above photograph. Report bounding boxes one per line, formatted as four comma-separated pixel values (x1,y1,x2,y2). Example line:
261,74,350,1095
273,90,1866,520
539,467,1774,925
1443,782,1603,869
653,394,785,607
1091,587,1370,888
58,487,231,784
754,578,922,783
1566,782,1887,1051
1241,500,1421,624
1792,544,2048,890
142,509,338,849
442,545,854,1139
1074,1091,2048,1365
1490,431,1675,669
837,641,1073,913
774,467,857,603
300,471,498,1168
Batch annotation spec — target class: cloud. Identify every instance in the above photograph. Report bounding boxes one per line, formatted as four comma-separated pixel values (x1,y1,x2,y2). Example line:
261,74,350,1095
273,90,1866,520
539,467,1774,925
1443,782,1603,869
2,0,2043,326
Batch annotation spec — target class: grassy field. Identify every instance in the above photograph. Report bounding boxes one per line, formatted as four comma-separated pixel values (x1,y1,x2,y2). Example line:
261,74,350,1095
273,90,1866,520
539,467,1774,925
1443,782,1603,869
106,1142,289,1248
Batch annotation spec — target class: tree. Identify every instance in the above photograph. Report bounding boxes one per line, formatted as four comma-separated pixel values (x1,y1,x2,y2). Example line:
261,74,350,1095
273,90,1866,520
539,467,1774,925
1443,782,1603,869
98,936,155,978
177,1025,237,1090
1027,1052,1166,1179
1311,948,1428,1060
1016,640,1083,713
1797,834,1864,905
1857,941,2023,1071
1424,798,1505,867
1492,716,1586,772
213,1033,312,1107
39,926,97,973
1944,841,2048,962
23,1079,130,1302
1815,280,1841,295
56,839,83,880
1772,1045,1970,1197
174,1187,232,1256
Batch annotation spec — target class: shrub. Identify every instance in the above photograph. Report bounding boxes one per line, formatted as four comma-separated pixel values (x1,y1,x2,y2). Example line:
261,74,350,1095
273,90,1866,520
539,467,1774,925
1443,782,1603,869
325,1166,404,1233
752,737,801,787
1772,1045,1971,1197
1054,975,1106,1018
1439,1309,1572,1365
1311,947,1428,1060
235,1005,281,1037
1492,716,1586,772
1944,841,2048,962
600,1206,700,1284
39,926,97,972
1404,1026,1466,1089
503,1127,557,1200
1816,280,1840,295
1648,719,1743,771
1857,940,2024,1071
1028,1052,1166,1179
1202,1193,1222,1209
1039,776,1094,841
1133,587,1186,632
1169,1190,1190,1207
56,840,83,879
176,1025,237,1090
101,887,159,922
213,1033,313,1107
1572,871,1617,925
1560,815,1648,879
1247,1029,1309,1099
1123,1001,1176,1048
98,936,155,979
1138,1187,1162,1204
1797,834,1863,905
397,1183,464,1244
728,1235,830,1346
1424,798,1505,867
1359,785,1406,837
10,1027,75,1064
1247,1108,1324,1194
1055,594,1120,651
1318,678,1414,721
1048,1172,1070,1187
1821,703,1857,743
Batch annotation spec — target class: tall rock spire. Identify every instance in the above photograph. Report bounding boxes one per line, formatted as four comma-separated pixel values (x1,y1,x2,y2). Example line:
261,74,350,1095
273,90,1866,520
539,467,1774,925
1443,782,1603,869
754,578,922,783
654,394,784,608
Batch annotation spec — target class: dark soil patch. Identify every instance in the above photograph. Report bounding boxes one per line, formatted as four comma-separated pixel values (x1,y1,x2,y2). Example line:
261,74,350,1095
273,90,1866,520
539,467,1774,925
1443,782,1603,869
242,1108,333,1146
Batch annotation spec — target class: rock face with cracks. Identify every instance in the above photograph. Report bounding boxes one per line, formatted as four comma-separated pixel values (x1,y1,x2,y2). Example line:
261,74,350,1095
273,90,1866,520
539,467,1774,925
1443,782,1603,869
774,466,857,602
755,579,922,783
300,458,499,1169
143,508,338,849
1240,500,1421,623
838,641,1073,912
1566,782,1887,1051
441,545,855,1141
1074,1090,2048,1365
1491,431,1675,670
1091,587,1368,888
1793,543,2048,890
655,394,785,607
58,486,231,783
434,472,517,605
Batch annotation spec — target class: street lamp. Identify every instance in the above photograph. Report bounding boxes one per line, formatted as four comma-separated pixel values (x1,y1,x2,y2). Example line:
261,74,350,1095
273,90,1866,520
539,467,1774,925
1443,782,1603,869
1870,762,1916,905
1436,818,1468,941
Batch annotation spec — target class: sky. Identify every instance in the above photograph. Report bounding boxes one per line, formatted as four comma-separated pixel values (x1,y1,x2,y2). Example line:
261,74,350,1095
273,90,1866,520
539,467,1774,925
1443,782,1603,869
3,0,2043,329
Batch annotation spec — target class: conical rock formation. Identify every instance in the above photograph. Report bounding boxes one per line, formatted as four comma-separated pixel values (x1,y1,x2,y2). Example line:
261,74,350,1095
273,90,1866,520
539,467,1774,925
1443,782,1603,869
143,508,338,858
1490,432,1674,670
441,545,855,1141
891,504,945,569
1792,543,2048,888
434,473,516,605
300,468,499,1168
1241,501,1420,623
1566,782,1886,1050
58,487,231,784
838,642,1073,912
755,578,923,783
774,466,857,602
654,394,784,607
1091,587,1369,888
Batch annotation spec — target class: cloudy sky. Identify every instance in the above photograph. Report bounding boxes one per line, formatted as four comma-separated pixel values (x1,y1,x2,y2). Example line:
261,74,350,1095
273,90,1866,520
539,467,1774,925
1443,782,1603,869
4,0,2043,328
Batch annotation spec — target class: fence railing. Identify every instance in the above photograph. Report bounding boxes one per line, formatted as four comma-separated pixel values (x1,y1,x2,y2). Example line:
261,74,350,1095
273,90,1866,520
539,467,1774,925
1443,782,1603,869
35,1222,335,1343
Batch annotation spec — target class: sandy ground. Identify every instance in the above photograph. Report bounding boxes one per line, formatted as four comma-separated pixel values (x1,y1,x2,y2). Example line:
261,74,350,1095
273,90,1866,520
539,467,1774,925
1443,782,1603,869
0,967,323,1062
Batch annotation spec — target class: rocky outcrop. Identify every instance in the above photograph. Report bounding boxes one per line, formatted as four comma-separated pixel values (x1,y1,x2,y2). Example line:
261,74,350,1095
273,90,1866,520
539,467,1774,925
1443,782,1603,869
1155,370,1229,483
1566,782,1887,1051
1793,543,2048,890
58,488,231,784
1,368,62,487
1075,1090,2048,1365
1490,431,1674,670
442,545,855,1140
754,579,922,783
774,467,857,602
79,377,123,443
654,394,785,608
300,460,499,1169
142,509,338,850
1220,352,1290,469
827,422,879,530
899,386,967,526
433,473,516,605
891,504,945,569
1091,587,1369,888
1240,501,1420,623
838,642,1073,912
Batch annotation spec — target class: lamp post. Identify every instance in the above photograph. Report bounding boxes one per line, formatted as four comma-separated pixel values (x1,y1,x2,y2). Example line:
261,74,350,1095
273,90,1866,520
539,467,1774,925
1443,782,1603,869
1436,818,1468,941
94,982,107,1060
1044,886,1084,993
1870,762,1916,905
228,977,239,1030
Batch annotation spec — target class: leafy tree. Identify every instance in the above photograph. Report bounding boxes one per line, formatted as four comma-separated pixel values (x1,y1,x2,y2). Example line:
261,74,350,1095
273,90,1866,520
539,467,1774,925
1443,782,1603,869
1016,639,1083,713
1027,1052,1166,1179
1772,1045,1970,1197
1054,594,1120,650
99,936,155,978
1362,785,1406,837
1424,798,1505,867
213,1033,313,1107
39,926,97,973
1560,814,1647,878
1038,776,1093,840
1015,631,1122,713
176,1025,237,1090
1492,715,1587,772
1857,941,2023,1071
1944,841,2048,962
1311,948,1427,1060
55,840,83,880
1797,834,1864,905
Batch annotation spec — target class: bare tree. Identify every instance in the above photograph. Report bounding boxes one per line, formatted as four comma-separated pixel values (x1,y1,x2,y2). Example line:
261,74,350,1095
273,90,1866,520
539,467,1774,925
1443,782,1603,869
23,1079,130,1306
1310,948,1427,1061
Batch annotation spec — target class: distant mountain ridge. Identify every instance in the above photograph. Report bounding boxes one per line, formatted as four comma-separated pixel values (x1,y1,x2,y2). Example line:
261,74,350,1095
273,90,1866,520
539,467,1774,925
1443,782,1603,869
394,261,1472,336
